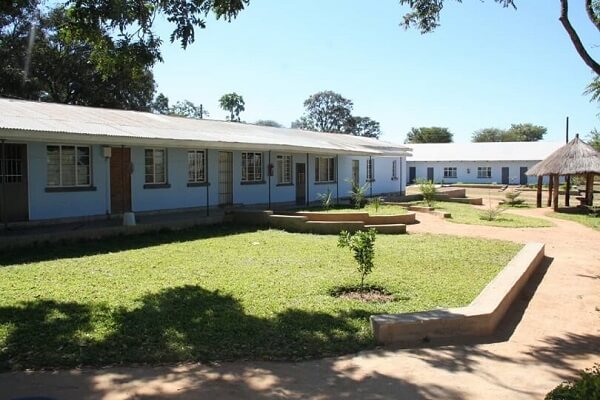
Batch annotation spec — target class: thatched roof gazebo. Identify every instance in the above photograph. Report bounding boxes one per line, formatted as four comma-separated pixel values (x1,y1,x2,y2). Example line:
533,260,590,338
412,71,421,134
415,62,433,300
526,135,600,210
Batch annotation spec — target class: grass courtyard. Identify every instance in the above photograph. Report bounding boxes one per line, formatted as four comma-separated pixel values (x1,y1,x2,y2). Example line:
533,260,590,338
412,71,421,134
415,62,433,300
0,226,521,370
546,210,600,231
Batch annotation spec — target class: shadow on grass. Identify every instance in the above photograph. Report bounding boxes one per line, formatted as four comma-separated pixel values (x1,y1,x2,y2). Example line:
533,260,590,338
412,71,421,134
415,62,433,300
0,224,266,267
0,285,375,371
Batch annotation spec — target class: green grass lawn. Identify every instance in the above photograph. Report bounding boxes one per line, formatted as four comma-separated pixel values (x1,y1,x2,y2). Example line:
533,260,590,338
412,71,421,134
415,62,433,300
545,211,600,231
0,226,520,369
430,202,554,228
304,204,408,215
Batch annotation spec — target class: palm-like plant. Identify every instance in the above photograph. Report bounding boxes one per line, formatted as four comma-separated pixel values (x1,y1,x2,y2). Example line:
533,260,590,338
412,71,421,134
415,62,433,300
219,92,245,122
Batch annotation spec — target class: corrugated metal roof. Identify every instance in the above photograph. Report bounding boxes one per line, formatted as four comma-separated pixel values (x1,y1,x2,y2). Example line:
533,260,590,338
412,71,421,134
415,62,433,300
0,98,411,156
407,141,563,162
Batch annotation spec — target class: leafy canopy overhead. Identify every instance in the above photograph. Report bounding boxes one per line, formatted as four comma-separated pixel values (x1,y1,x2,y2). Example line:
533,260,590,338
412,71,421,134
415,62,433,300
405,127,453,143
293,91,382,139
472,123,547,142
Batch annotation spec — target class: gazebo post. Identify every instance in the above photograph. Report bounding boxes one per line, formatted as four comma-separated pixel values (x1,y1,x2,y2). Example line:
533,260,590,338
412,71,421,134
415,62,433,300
586,173,595,206
547,175,553,207
553,174,560,211
536,176,543,208
565,175,570,207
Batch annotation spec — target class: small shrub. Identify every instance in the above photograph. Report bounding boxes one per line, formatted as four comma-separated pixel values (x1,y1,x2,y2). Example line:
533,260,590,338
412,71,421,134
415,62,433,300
545,364,600,400
317,189,334,211
505,190,525,206
338,228,377,289
346,179,369,209
480,203,507,221
416,179,437,207
368,196,384,212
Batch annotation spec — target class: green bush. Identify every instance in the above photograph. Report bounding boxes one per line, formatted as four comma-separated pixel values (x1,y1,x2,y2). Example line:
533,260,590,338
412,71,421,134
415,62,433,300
346,179,369,209
545,364,600,400
505,190,524,206
338,229,377,289
317,188,334,211
416,179,437,207
368,196,384,212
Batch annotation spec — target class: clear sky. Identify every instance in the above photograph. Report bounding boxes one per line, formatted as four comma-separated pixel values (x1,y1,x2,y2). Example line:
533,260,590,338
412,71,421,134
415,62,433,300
152,1,600,144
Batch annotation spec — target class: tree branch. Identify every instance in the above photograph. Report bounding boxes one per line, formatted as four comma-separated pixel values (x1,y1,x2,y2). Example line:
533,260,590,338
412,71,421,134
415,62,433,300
585,0,600,31
560,0,600,75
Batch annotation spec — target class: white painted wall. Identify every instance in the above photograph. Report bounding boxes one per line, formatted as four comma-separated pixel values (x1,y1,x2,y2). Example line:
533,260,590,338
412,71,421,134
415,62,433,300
406,160,553,185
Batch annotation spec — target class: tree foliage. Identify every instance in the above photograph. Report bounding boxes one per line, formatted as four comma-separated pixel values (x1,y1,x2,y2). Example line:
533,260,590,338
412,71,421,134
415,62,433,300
293,91,381,138
405,127,453,143
589,128,600,151
219,92,245,122
254,119,283,128
152,94,208,119
0,4,156,110
338,228,377,289
472,123,547,142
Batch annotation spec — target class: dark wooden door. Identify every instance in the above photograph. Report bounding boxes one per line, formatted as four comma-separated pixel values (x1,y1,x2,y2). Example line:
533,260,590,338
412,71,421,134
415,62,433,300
427,167,434,182
296,163,306,205
520,167,528,185
0,143,28,222
110,147,132,214
501,167,510,185
409,167,416,184
351,160,359,185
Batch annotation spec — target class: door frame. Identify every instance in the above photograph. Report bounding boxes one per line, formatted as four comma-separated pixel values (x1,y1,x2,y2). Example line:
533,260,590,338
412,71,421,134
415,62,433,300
218,151,233,206
0,142,29,224
351,160,359,186
295,162,306,205
501,167,510,185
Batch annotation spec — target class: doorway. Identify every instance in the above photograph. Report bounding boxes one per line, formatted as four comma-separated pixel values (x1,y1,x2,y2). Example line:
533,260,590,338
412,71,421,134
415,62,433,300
427,167,434,182
218,151,233,206
110,147,132,214
351,160,359,185
409,167,416,184
501,167,510,185
296,163,306,205
520,167,528,185
0,143,28,222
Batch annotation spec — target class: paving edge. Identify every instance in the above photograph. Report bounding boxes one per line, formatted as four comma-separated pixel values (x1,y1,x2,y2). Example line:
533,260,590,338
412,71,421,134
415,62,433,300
370,242,545,345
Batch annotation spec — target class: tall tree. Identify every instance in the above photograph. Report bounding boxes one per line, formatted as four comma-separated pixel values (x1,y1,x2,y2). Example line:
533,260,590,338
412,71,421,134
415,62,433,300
293,91,381,138
345,116,381,139
0,5,156,110
152,93,170,114
294,91,354,133
219,92,245,122
405,127,453,143
170,100,208,119
255,119,283,128
472,124,547,142
472,128,506,142
506,123,547,141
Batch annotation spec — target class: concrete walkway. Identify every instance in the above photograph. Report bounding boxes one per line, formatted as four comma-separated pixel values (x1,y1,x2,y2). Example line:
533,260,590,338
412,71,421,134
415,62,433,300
1,208,599,399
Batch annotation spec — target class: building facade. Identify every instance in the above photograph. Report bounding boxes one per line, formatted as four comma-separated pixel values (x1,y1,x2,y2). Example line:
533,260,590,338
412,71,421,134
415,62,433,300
0,99,409,224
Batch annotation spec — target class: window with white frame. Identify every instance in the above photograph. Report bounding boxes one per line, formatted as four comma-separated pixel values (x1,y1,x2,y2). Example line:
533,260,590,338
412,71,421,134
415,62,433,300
315,156,335,183
187,150,206,183
241,152,263,182
366,158,375,181
392,160,398,180
145,148,167,184
477,166,492,179
444,167,457,178
46,145,91,187
276,154,292,184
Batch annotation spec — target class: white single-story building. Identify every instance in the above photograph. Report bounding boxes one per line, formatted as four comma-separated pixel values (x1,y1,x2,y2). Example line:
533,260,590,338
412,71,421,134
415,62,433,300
0,99,411,224
406,142,564,185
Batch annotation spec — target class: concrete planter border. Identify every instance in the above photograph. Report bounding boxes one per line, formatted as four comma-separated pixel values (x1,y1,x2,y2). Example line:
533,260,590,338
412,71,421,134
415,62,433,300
370,242,545,345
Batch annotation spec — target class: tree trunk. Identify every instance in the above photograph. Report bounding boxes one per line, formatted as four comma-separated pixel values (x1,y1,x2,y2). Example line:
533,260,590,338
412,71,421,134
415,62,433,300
586,173,595,206
547,176,554,207
536,176,543,208
553,175,560,211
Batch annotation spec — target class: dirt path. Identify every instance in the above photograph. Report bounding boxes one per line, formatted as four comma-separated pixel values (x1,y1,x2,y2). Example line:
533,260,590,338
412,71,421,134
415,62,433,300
1,208,599,400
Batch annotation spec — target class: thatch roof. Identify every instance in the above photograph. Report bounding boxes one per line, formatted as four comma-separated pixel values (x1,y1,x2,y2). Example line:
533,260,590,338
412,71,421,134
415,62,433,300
526,135,600,176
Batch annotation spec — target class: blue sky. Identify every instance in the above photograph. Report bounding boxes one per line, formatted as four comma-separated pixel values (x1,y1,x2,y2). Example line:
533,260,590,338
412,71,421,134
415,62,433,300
152,1,600,143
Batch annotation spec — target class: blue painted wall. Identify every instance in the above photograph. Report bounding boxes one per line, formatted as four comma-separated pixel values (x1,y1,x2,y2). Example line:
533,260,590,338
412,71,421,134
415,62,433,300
23,141,406,221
